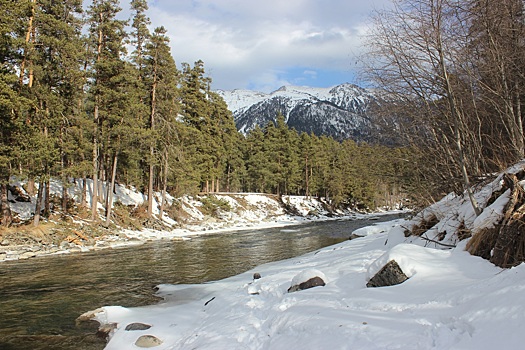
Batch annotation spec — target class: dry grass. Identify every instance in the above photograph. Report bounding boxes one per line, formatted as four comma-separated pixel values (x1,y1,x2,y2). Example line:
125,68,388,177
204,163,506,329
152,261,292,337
466,226,500,260
408,213,438,237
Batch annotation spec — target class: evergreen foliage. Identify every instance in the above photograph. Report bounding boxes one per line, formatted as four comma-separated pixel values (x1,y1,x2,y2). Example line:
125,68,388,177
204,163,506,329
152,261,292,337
0,0,415,227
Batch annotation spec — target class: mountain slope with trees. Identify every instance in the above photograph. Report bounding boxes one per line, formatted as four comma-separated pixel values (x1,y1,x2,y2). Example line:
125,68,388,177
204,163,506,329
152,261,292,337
217,83,380,141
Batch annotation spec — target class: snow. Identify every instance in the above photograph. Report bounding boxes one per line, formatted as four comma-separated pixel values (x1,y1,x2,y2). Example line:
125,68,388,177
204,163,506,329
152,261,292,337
83,212,524,350
5,177,390,259
79,162,525,349
217,83,376,116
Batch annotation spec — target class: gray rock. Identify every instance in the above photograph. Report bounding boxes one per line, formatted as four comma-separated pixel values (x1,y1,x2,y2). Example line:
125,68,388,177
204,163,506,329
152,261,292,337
288,276,325,293
125,322,152,331
366,260,409,288
135,335,163,348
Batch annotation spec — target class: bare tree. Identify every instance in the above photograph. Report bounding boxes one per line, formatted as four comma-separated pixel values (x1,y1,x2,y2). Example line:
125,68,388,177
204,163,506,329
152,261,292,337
364,0,483,214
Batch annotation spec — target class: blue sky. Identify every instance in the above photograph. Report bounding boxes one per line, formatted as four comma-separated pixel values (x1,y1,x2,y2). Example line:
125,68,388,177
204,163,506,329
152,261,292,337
126,0,392,92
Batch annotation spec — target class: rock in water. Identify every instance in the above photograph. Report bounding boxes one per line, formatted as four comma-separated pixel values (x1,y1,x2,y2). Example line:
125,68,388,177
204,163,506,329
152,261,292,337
366,260,409,288
135,335,163,348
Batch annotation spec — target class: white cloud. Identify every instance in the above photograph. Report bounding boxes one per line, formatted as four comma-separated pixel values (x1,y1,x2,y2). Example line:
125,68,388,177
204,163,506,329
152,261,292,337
130,0,393,91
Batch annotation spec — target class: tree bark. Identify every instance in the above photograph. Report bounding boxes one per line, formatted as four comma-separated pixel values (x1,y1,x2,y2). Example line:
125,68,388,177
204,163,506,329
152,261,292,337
33,182,43,227
159,150,169,220
0,184,12,227
105,153,119,227
43,180,50,217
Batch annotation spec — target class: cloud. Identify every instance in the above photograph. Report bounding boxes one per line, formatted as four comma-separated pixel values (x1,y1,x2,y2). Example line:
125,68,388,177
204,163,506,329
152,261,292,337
128,0,392,92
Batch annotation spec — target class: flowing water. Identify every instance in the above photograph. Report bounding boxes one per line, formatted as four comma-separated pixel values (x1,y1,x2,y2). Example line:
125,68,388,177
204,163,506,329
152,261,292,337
0,215,401,349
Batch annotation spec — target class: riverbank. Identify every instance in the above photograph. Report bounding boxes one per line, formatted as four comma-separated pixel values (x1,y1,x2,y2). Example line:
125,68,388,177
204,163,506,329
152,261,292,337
84,216,525,350
83,162,525,349
0,212,402,262
1,187,406,262
0,215,403,350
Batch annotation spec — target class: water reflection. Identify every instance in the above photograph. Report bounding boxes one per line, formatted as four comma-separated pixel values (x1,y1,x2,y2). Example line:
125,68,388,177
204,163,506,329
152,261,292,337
0,215,400,349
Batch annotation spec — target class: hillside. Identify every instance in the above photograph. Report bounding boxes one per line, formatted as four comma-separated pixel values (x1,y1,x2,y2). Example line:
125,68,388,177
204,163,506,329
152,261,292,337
217,83,381,141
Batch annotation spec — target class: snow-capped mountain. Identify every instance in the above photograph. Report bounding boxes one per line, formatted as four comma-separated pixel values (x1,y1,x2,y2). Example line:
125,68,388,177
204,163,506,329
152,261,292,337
217,83,380,141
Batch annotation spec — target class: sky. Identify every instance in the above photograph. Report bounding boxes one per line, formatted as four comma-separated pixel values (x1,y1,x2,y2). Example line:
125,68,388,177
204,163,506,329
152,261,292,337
123,0,392,92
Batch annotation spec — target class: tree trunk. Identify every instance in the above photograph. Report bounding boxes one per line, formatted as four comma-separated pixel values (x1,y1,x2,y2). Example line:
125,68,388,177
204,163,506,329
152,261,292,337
33,182,43,227
62,180,68,213
435,2,481,216
91,23,103,221
147,70,158,217
44,180,50,217
19,0,36,87
26,178,36,196
159,149,169,220
105,153,119,227
0,184,12,227
91,132,99,220
81,176,87,208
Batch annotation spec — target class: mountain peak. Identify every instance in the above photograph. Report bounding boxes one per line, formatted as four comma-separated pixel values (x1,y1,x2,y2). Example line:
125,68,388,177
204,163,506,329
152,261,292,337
216,83,380,141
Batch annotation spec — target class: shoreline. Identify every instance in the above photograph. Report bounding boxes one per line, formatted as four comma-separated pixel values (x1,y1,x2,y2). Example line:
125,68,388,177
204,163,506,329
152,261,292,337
0,211,405,263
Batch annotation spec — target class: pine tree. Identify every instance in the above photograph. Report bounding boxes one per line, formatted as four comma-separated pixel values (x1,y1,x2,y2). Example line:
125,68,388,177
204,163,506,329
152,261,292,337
87,0,131,223
144,26,180,218
0,0,31,226
129,0,154,216
15,0,85,226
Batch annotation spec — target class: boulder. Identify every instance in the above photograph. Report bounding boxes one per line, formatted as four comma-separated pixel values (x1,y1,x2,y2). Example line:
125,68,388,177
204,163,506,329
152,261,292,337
366,260,409,288
125,322,151,331
135,335,163,348
288,276,325,293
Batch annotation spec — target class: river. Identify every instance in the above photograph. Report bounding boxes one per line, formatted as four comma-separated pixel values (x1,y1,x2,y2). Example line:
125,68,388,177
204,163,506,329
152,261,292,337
0,215,400,350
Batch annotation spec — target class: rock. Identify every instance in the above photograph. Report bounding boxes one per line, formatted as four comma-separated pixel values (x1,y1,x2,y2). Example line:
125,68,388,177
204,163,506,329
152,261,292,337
366,260,409,288
253,272,261,280
135,335,163,348
288,276,326,293
96,323,118,340
1,239,9,246
125,323,151,331
19,251,37,260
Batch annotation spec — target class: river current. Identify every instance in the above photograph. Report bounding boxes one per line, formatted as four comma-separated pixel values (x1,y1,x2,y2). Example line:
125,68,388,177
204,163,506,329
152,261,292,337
0,215,401,349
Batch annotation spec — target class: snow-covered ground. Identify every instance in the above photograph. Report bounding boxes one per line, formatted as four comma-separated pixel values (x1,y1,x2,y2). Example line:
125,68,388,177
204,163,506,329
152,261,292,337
84,217,524,350
3,177,399,261
82,162,525,349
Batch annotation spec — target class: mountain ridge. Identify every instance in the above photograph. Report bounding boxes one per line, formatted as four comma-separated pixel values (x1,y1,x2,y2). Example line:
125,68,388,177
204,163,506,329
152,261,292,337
216,83,380,141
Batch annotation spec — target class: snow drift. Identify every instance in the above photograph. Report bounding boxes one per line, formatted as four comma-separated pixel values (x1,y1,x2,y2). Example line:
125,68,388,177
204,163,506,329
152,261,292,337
81,161,525,349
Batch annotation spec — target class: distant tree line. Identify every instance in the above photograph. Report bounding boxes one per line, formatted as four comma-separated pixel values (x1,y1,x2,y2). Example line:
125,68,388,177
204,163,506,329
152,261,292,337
365,0,525,210
0,0,413,227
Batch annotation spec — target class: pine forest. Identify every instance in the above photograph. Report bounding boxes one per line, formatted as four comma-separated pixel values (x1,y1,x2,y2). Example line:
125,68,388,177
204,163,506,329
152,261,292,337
0,0,413,227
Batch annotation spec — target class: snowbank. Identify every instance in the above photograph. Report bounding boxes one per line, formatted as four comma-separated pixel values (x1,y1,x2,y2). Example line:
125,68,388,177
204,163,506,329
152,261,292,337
81,162,525,349
83,217,525,350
